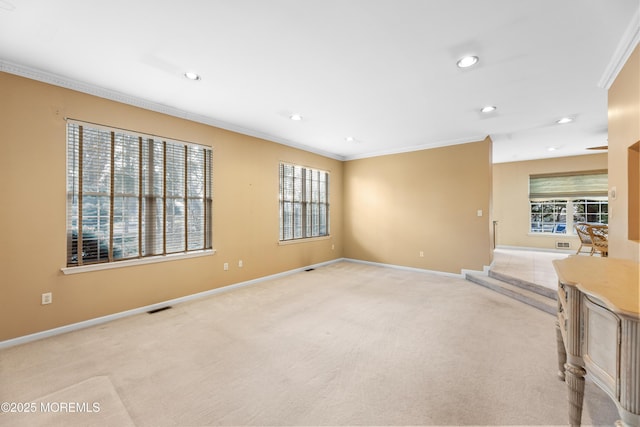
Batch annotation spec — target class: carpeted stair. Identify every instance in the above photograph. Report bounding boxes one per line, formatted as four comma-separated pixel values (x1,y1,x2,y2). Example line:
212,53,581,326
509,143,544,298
465,270,556,315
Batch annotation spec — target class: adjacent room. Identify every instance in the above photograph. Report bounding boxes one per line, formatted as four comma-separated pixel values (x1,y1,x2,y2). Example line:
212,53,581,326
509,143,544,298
1,1,638,426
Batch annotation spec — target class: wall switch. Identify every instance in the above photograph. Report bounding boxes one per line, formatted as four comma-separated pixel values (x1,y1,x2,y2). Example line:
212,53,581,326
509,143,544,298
419,251,424,257
223,263,229,271
41,292,52,305
477,209,483,217
238,260,243,268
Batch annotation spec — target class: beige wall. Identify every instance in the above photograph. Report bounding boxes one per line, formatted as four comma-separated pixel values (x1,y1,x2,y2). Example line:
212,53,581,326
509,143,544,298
493,154,608,251
607,44,640,262
3,44,635,342
0,72,343,341
343,138,493,274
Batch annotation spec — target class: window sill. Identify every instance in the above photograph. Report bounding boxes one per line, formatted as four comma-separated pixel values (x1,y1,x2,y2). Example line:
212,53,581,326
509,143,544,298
278,235,331,246
61,249,216,275
527,233,577,237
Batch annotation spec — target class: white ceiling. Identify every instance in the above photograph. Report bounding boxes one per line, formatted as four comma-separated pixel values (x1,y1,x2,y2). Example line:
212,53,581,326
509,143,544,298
1,0,638,163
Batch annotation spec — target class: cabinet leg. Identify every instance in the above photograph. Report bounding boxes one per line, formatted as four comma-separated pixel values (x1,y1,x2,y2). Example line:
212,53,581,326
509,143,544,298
555,321,567,381
565,363,586,427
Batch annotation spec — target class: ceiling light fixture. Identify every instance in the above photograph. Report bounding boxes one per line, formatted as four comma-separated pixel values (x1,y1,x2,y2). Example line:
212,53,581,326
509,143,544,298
289,114,303,121
547,146,559,151
184,72,201,81
345,136,355,142
457,55,479,68
481,105,496,113
556,117,574,124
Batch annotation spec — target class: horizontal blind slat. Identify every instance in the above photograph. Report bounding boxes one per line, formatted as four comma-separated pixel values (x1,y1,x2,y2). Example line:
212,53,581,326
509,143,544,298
66,121,212,266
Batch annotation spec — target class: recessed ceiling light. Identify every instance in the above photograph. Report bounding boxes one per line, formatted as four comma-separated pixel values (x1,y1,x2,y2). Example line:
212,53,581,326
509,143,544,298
481,105,496,113
289,114,303,121
556,117,574,124
457,55,479,68
184,72,201,81
548,146,559,151
345,136,355,142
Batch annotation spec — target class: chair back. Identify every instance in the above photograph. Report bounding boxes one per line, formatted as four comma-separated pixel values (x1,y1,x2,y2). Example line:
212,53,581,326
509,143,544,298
574,223,592,244
588,224,608,256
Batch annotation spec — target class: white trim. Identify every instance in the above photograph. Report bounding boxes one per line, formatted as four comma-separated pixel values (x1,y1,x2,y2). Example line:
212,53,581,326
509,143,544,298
461,264,492,277
496,245,574,254
0,59,492,162
278,235,331,246
527,232,578,238
1,257,486,348
61,250,216,275
598,7,640,89
343,258,463,278
0,59,344,161
1,258,344,349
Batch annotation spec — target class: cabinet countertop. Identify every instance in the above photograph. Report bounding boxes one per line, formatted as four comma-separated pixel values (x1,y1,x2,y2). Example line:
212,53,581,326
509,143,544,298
553,256,640,318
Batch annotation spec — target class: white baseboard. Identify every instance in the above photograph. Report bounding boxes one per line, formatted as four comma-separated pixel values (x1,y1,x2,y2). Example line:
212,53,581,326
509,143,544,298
495,245,574,254
1,257,485,348
0,258,344,350
343,258,463,278
461,265,490,277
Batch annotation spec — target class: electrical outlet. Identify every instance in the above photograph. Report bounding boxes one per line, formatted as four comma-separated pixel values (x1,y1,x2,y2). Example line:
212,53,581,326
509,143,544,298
41,292,52,305
223,262,229,271
238,260,243,268
419,251,424,257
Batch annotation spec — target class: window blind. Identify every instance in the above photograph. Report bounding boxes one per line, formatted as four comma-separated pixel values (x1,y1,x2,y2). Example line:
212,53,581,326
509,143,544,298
529,170,608,199
66,120,213,267
279,163,329,241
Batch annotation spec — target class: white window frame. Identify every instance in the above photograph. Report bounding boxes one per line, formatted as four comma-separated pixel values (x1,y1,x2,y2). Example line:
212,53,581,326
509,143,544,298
64,120,213,273
528,170,608,235
279,162,330,242
529,197,608,235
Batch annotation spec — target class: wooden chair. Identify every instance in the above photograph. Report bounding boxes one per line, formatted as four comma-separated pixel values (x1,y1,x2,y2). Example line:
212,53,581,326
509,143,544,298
587,224,608,257
574,222,595,255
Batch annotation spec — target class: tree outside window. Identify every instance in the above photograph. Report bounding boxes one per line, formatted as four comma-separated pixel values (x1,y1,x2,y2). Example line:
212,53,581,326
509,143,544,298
67,121,212,267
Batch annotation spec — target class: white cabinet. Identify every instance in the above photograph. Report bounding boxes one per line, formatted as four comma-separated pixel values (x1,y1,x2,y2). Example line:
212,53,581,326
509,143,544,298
554,256,640,427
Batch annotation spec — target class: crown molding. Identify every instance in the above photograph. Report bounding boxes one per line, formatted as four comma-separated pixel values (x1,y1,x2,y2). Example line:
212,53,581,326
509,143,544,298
1,60,491,163
598,6,640,89
0,60,345,161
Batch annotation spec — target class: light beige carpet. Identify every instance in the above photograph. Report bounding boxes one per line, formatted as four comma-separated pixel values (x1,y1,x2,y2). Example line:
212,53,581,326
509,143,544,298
0,261,619,426
0,376,134,427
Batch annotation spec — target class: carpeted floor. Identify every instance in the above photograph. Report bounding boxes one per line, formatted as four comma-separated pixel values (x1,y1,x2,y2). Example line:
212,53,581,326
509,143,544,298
1,376,135,427
0,261,618,426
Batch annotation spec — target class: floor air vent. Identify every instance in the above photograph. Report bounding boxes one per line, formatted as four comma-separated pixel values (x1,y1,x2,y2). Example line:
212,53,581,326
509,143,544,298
148,306,172,314
556,242,570,249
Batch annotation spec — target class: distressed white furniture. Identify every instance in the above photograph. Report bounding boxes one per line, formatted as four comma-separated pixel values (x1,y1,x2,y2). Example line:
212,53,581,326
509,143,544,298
554,256,640,427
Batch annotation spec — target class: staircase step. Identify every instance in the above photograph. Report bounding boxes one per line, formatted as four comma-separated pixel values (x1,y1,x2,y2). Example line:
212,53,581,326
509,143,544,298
488,270,557,300
466,273,556,315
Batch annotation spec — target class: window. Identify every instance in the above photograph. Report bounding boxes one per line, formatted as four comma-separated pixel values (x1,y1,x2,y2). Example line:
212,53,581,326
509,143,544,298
529,171,607,234
66,121,212,267
530,200,567,233
279,163,329,241
573,198,608,224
